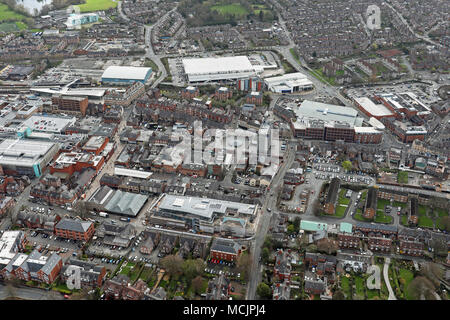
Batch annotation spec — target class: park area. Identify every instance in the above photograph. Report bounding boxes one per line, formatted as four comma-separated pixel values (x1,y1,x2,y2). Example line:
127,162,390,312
76,0,118,13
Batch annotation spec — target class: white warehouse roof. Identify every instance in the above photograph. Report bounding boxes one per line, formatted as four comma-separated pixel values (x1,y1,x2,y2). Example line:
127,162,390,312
102,66,152,80
182,56,260,82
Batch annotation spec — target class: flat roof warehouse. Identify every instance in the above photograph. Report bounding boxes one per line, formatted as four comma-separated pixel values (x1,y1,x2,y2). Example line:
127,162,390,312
101,66,152,82
182,56,263,82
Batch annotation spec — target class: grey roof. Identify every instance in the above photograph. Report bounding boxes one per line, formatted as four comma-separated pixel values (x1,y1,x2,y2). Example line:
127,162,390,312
104,190,148,216
56,218,93,233
41,253,61,275
354,222,397,233
210,239,240,254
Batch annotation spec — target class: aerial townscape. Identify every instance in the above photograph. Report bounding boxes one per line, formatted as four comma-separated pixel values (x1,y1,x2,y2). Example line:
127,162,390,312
0,0,449,305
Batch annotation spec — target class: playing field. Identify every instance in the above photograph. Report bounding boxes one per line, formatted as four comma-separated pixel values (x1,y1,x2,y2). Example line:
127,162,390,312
76,0,118,13
211,3,249,16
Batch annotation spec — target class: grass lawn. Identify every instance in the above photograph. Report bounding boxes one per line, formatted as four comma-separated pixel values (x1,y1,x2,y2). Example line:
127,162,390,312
0,4,27,22
354,276,365,298
397,171,408,184
76,0,118,13
436,208,449,217
211,3,249,17
340,276,351,299
418,205,428,216
374,211,393,224
120,262,136,276
145,59,158,72
377,199,390,210
360,191,367,201
335,205,347,217
15,21,27,30
418,215,434,228
312,68,336,85
398,268,414,300
401,215,408,226
338,189,350,205
0,22,18,32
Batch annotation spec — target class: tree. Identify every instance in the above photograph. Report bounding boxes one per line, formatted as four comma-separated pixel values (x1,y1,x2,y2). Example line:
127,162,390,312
160,255,183,276
287,224,295,234
182,258,204,282
236,252,252,281
332,290,345,300
261,247,270,263
293,217,300,232
256,282,271,299
342,160,353,172
439,216,450,232
263,236,273,251
74,201,89,219
430,237,447,257
191,276,204,295
317,238,338,255
407,276,435,300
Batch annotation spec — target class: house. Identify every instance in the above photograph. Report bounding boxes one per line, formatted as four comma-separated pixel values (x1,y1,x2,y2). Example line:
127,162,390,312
206,274,230,300
60,259,107,288
15,211,61,231
103,275,149,300
323,178,340,215
159,234,177,255
210,239,242,262
272,280,291,300
145,287,167,300
55,218,95,241
140,231,161,255
12,249,62,284
273,249,292,281
96,222,136,248
304,271,327,295
368,237,392,253
363,187,377,220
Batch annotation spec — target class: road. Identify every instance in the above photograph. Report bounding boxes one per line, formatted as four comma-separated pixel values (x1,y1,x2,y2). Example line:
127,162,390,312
247,144,296,299
0,283,63,300
144,7,178,88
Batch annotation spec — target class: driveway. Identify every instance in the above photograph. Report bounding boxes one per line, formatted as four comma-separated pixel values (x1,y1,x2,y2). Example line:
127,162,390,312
383,258,397,300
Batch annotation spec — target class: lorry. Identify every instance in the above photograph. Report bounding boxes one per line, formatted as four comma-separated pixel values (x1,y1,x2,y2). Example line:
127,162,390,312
99,212,109,218
120,217,131,222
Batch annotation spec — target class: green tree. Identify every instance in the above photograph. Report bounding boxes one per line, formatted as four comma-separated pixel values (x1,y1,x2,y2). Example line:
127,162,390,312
261,247,270,263
342,160,353,172
293,217,300,232
256,282,272,299
182,258,204,282
236,252,252,281
287,224,295,234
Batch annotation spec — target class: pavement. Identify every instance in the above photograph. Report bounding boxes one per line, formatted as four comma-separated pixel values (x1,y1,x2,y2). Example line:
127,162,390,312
383,258,397,300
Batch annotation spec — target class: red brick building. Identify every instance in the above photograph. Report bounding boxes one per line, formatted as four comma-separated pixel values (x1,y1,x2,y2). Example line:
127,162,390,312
55,219,95,241
210,239,242,262
51,95,89,116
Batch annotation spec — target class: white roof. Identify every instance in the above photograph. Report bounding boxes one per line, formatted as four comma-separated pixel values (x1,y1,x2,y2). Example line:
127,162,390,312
183,56,255,75
102,66,151,80
354,97,393,117
114,167,153,179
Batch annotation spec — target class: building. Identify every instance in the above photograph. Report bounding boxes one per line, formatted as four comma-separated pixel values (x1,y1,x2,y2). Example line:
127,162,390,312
104,82,145,107
148,194,258,233
81,136,109,155
101,66,152,84
236,77,264,92
87,185,148,217
0,139,59,177
264,72,313,93
210,239,242,262
273,249,292,281
353,97,395,120
55,218,95,241
22,115,77,134
182,56,262,83
323,178,340,215
215,87,233,100
246,91,263,105
50,152,105,176
0,197,14,216
61,259,106,288
65,13,98,29
181,86,200,100
51,95,89,116
363,187,377,219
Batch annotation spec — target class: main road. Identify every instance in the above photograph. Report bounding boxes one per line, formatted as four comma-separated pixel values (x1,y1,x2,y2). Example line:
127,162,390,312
246,144,296,299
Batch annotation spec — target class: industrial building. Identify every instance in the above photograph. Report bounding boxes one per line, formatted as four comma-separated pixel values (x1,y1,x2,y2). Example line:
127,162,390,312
87,185,148,217
22,115,77,134
182,56,262,83
264,72,314,93
0,139,59,177
101,66,152,84
148,194,258,234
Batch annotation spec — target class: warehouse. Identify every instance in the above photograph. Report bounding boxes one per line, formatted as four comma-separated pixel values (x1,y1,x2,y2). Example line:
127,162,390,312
0,139,59,177
182,56,262,83
264,72,314,93
101,66,152,84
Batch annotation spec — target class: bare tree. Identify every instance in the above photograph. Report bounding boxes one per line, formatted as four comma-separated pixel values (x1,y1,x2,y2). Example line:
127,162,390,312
160,255,183,276
191,276,204,294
